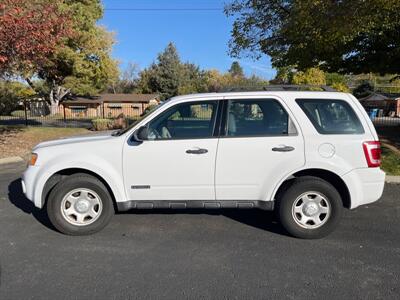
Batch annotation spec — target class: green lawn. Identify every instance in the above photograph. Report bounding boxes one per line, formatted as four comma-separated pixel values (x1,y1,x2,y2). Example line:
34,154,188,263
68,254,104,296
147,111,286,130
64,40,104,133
381,145,400,176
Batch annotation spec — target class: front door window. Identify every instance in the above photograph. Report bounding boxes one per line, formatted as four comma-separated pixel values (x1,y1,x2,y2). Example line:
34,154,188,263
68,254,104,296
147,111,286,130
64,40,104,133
146,101,218,140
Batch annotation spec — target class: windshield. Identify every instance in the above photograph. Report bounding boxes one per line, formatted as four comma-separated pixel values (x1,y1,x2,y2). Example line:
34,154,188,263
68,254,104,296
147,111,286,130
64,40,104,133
112,100,168,136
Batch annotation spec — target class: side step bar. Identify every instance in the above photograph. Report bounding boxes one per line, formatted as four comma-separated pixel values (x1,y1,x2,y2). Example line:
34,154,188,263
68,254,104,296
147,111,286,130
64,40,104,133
117,200,274,212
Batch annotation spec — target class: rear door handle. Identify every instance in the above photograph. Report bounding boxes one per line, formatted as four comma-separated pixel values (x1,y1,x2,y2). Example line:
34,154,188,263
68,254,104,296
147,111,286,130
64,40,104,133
272,145,295,152
186,148,208,154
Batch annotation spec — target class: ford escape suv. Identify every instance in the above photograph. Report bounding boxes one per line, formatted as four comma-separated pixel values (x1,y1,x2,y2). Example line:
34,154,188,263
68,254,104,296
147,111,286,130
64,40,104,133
21,89,385,238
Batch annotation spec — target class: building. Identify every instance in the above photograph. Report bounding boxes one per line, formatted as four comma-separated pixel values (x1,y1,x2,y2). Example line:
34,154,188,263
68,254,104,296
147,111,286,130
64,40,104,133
61,94,159,118
358,92,400,117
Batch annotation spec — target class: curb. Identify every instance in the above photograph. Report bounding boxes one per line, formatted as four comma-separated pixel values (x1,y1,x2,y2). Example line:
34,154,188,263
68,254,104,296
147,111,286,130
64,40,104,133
386,176,400,184
0,156,24,165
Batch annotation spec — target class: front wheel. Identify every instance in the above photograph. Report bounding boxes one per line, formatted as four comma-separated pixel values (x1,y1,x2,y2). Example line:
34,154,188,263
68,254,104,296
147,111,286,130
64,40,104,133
276,176,343,239
47,174,114,235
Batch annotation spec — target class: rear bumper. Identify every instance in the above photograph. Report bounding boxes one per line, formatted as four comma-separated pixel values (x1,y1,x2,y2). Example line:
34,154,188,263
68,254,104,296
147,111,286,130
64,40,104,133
342,168,385,209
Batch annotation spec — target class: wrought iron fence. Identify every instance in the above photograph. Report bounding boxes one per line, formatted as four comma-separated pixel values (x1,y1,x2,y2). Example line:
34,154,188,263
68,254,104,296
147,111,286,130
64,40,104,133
1,98,399,128
0,101,144,128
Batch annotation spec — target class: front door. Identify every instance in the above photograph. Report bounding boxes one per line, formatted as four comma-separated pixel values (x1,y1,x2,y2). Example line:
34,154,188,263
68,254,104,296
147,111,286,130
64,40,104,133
123,100,220,201
215,97,305,201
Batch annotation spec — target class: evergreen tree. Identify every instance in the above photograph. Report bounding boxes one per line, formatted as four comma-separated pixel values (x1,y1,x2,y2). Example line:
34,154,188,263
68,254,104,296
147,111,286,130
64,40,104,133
139,43,182,100
228,61,244,78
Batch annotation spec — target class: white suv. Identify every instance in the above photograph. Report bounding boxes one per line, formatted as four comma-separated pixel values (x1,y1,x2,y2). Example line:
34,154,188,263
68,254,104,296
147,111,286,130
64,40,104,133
22,90,385,238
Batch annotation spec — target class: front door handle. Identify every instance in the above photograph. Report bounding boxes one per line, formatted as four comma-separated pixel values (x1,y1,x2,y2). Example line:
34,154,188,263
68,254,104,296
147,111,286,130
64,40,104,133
272,145,295,152
186,148,208,154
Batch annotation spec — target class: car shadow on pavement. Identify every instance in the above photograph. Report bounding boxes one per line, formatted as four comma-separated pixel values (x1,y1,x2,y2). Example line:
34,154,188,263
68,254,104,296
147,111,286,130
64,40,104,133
222,209,288,235
121,208,289,236
8,178,288,236
8,179,56,231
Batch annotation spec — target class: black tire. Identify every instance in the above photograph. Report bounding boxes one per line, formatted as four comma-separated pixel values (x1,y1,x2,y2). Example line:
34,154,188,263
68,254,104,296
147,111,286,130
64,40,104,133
276,176,343,239
47,174,114,235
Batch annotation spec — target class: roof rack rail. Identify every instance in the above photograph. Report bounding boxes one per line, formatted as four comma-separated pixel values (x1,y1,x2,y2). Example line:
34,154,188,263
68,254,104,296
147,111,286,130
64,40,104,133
224,85,336,92
263,85,336,92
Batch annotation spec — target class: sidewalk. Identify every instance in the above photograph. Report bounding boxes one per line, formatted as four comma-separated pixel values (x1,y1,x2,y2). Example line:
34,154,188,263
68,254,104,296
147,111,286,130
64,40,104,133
0,156,24,165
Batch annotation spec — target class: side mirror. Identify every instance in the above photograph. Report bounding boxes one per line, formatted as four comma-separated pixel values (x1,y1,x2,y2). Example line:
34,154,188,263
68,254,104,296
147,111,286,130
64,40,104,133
133,126,148,142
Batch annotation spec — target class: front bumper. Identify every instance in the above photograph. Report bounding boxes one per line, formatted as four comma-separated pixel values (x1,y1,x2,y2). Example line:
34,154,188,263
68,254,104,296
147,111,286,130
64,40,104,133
342,167,385,209
22,165,42,208
21,178,27,195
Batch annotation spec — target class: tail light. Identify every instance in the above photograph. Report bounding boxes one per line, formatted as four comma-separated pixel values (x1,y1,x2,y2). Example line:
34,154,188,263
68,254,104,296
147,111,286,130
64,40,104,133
362,141,381,167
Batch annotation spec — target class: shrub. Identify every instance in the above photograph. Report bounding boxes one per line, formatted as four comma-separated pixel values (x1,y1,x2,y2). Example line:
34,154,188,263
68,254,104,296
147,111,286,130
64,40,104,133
141,104,158,116
111,113,127,129
353,82,373,98
331,82,350,93
92,118,113,131
11,110,26,117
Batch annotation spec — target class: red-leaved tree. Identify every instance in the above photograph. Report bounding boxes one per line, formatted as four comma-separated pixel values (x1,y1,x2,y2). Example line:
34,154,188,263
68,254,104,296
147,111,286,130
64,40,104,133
0,0,72,76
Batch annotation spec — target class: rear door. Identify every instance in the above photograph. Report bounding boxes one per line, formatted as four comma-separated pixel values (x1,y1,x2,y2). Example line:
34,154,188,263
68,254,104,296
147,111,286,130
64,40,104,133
215,96,305,201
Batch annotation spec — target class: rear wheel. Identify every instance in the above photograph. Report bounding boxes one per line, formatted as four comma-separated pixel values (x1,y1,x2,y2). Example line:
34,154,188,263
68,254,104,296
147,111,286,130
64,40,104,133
47,174,114,235
276,176,343,239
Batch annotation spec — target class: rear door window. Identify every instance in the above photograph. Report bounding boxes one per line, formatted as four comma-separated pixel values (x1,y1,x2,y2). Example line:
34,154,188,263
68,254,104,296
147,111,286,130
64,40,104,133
226,99,290,137
296,99,364,134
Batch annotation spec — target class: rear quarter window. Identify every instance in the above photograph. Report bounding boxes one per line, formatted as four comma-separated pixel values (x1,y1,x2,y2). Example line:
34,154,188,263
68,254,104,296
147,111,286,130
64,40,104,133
296,99,364,134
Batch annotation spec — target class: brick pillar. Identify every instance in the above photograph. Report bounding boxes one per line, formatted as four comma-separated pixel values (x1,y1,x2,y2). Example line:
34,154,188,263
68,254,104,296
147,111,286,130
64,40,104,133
396,99,400,117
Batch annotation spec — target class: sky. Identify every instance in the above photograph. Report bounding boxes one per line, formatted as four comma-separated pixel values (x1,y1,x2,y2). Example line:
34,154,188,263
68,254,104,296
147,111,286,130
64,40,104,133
100,0,276,79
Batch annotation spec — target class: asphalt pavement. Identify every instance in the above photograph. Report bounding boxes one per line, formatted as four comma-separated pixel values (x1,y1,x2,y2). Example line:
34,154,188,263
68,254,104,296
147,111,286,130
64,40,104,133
0,162,399,299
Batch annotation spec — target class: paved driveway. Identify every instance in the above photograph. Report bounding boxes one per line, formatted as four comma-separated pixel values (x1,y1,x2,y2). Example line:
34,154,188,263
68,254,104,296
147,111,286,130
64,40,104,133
0,163,399,299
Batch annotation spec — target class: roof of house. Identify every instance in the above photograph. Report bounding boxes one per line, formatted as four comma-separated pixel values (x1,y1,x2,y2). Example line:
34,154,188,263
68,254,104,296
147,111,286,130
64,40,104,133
359,92,400,101
63,93,159,104
359,93,389,101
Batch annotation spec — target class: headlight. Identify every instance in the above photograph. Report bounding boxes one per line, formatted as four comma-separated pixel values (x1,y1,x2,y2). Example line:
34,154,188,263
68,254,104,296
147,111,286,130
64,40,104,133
29,153,38,166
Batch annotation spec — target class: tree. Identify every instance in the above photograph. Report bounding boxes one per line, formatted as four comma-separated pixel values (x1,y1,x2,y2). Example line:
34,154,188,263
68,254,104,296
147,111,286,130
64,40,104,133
244,74,269,89
204,69,268,92
37,0,119,113
138,43,208,99
270,67,295,84
353,82,374,98
225,0,400,74
204,69,230,92
138,43,268,97
0,80,35,115
331,83,350,93
108,62,140,93
0,0,72,76
228,61,244,78
292,68,326,86
178,63,208,95
138,43,181,100
272,67,350,91
325,73,347,86
1,0,119,113
325,73,350,92
385,78,400,93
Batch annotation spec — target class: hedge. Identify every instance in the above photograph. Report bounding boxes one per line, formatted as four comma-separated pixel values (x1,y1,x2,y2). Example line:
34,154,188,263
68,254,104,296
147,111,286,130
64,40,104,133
10,110,26,117
92,118,113,131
